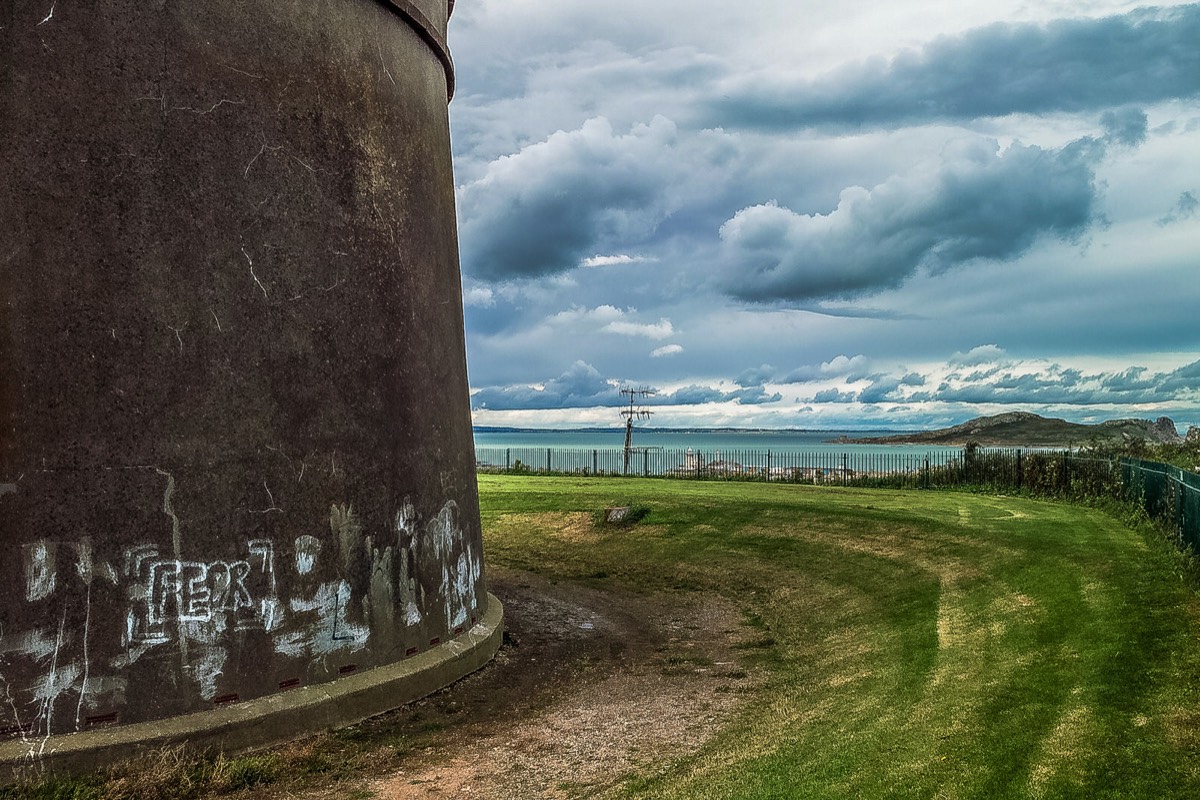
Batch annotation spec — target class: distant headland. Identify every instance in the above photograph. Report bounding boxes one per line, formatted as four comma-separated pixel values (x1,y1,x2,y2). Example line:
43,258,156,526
837,412,1183,448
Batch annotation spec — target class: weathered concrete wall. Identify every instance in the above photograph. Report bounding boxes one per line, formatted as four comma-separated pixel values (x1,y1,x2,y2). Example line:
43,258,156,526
0,0,487,749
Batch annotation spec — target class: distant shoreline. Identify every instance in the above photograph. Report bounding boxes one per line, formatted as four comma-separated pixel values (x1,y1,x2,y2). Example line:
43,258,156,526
472,425,913,435
473,412,1185,450
837,412,1182,448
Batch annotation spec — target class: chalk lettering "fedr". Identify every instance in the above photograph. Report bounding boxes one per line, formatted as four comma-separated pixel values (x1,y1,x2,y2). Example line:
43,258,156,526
146,560,254,625
131,539,277,642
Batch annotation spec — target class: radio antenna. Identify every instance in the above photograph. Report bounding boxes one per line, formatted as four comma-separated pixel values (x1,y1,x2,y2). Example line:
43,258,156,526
619,386,654,473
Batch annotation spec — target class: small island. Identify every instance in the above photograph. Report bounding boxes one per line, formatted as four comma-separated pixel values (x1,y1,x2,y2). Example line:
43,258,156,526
838,411,1183,448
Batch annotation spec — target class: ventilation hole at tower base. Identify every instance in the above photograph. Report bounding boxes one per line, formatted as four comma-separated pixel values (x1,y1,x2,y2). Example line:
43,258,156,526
85,712,119,728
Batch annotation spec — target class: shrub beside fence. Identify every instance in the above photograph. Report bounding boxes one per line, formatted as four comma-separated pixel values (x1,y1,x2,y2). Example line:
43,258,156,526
476,445,1200,552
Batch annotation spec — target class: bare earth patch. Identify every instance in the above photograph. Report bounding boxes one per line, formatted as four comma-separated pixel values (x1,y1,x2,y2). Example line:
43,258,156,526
349,567,757,799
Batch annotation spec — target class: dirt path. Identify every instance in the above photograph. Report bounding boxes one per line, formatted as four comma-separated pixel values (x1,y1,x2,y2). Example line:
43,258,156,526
292,567,758,799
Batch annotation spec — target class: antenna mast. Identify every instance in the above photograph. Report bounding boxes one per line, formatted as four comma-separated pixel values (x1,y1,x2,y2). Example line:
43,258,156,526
620,386,655,473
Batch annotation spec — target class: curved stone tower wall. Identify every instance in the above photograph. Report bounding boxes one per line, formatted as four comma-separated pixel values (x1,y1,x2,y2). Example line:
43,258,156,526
0,0,488,747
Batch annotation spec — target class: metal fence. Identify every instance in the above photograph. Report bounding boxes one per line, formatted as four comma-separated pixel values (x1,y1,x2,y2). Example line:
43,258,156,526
476,445,1108,489
476,445,1200,552
1121,458,1200,552
475,445,961,487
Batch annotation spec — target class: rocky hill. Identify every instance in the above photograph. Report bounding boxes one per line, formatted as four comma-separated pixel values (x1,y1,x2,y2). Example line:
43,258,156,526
842,412,1183,448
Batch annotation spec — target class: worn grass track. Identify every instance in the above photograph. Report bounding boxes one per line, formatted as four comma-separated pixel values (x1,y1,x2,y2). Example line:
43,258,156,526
478,475,1200,799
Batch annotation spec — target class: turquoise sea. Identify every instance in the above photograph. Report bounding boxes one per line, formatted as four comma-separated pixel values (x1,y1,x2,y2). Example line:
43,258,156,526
472,427,970,477
473,427,963,458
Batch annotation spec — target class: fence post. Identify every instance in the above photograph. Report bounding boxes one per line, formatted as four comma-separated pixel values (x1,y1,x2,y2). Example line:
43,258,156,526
1016,449,1022,491
767,450,772,482
506,448,510,472
547,447,551,473
593,449,598,475
842,453,848,486
644,449,650,477
923,455,930,489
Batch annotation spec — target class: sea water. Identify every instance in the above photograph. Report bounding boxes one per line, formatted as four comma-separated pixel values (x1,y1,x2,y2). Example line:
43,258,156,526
473,428,962,459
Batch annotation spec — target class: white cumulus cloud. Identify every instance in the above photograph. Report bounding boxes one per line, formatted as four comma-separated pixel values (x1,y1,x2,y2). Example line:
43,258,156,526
603,318,675,339
581,253,655,267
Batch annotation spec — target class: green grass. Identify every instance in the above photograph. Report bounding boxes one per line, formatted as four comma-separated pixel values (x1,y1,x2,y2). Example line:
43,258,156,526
6,476,1197,798
0,749,285,800
478,474,1200,799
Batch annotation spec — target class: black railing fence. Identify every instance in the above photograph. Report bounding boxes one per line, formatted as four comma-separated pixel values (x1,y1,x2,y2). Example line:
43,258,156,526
477,446,953,486
476,445,1200,551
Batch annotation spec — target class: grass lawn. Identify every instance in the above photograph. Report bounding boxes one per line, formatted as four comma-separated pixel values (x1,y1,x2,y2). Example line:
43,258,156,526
6,475,1198,799
478,474,1200,799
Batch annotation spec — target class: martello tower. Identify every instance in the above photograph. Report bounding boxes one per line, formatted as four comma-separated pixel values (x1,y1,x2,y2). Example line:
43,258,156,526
0,0,498,767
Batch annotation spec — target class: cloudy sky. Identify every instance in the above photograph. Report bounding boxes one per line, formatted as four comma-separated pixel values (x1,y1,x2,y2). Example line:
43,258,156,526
445,1,1200,432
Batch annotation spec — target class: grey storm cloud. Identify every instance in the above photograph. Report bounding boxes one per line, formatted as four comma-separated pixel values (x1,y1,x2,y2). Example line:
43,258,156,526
457,116,685,281
950,345,1007,367
921,382,1110,405
704,5,1200,131
735,364,776,386
906,360,1200,407
1098,367,1157,393
1158,359,1200,394
469,357,1199,413
664,384,730,405
655,384,782,406
1158,190,1199,225
472,363,788,411
1055,368,1084,387
471,361,615,410
727,386,784,405
1099,107,1149,147
719,136,1103,302
857,380,903,405
812,388,858,404
781,354,872,384
856,373,924,404
958,367,1004,382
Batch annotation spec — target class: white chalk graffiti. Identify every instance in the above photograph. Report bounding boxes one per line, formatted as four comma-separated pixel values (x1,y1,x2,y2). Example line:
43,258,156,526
147,560,251,624
276,580,370,659
395,501,423,627
272,508,371,660
23,541,56,602
294,535,320,575
424,501,479,629
0,482,485,741
125,539,279,646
